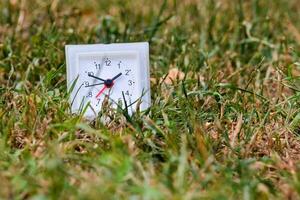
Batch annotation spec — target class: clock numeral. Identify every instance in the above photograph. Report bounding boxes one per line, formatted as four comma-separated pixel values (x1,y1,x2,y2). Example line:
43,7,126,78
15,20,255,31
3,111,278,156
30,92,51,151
128,80,135,86
125,69,131,75
96,98,101,106
86,92,92,98
87,71,94,76
84,81,89,87
94,62,101,69
118,61,122,69
124,90,132,96
105,58,111,66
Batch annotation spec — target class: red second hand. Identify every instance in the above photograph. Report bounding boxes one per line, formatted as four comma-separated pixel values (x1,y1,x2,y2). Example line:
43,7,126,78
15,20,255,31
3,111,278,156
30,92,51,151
96,85,107,98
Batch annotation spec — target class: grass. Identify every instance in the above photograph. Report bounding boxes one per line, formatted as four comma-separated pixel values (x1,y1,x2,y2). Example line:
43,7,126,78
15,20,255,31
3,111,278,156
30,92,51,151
1,0,300,199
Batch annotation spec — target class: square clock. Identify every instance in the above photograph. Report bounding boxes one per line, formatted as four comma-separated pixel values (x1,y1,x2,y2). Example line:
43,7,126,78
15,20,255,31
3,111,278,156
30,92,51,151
65,42,151,118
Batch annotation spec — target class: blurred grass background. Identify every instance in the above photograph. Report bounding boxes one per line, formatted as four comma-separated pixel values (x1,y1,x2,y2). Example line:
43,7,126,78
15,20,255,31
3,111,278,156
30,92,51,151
1,0,300,199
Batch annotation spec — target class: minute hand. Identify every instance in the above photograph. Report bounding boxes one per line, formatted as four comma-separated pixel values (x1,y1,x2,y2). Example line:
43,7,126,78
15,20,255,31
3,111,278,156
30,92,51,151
112,73,122,81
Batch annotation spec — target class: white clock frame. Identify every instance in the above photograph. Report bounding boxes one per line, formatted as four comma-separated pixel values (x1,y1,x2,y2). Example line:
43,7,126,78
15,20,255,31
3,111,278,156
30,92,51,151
65,42,151,117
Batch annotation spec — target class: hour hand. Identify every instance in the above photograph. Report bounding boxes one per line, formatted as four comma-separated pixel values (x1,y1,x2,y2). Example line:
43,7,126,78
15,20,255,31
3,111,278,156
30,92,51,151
88,74,106,82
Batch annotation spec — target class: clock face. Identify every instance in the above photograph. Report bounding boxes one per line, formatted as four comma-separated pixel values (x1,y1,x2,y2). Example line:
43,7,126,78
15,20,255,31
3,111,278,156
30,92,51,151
65,43,150,118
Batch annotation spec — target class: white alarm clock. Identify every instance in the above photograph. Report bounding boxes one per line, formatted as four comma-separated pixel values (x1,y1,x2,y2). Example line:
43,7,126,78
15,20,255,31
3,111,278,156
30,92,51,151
65,42,151,118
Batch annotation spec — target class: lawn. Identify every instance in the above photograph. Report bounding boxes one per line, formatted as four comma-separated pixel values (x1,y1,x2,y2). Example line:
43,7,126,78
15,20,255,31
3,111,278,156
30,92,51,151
1,0,300,199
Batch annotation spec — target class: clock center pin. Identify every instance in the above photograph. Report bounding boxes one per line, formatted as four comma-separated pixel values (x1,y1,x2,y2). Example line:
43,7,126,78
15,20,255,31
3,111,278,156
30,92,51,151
104,79,114,88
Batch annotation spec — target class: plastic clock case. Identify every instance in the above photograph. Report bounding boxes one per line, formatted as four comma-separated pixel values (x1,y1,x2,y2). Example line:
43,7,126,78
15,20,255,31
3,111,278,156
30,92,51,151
65,42,151,118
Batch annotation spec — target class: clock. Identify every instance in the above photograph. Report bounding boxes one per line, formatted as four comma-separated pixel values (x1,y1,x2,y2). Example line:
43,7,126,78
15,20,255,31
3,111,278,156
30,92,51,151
65,42,151,118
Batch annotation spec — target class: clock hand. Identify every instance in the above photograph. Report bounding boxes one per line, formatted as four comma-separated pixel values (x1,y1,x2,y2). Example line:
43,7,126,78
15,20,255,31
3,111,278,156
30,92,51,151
102,72,123,88
95,73,123,98
96,85,107,99
85,82,104,88
88,74,106,82
111,72,122,81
